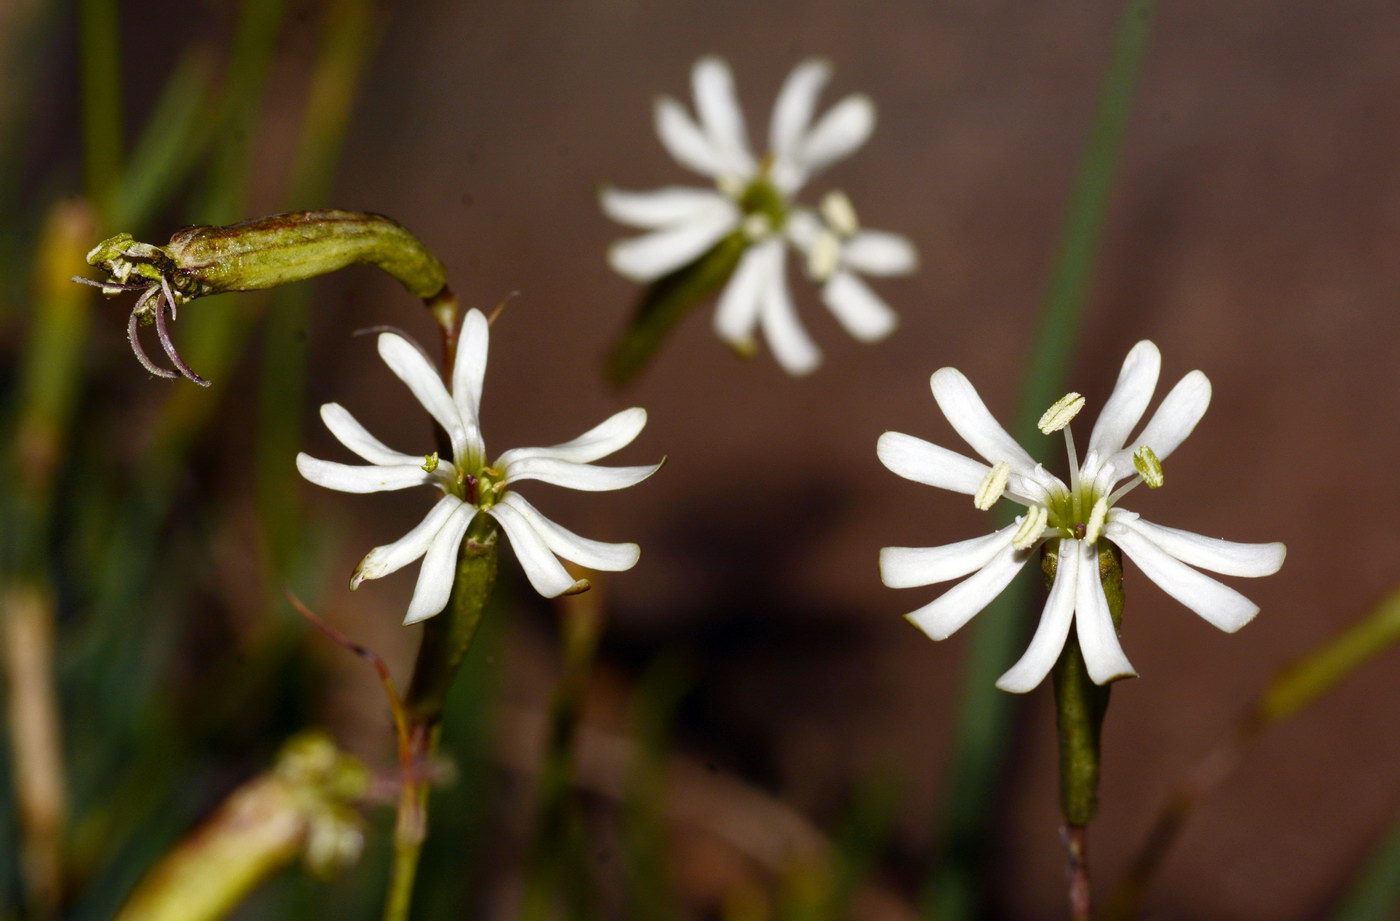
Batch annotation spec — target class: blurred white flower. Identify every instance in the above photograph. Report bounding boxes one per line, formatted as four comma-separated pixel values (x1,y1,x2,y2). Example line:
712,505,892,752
877,341,1285,692
297,309,660,624
602,56,917,375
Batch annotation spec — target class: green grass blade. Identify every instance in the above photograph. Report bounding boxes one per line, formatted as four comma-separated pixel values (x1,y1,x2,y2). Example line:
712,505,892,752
79,0,123,211
1330,811,1400,921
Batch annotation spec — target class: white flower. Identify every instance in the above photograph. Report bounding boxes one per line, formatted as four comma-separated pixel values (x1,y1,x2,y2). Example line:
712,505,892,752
877,341,1286,692
602,56,918,375
297,309,661,625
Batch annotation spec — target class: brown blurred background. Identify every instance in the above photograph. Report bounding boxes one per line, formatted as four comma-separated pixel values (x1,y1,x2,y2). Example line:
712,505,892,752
42,0,1400,917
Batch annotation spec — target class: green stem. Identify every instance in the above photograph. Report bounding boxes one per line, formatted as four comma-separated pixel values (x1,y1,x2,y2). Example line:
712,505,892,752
384,514,500,921
923,1,1157,916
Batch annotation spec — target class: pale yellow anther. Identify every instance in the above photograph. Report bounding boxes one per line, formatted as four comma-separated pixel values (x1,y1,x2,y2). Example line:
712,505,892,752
1037,392,1085,434
807,229,842,282
716,173,746,199
1084,497,1108,544
1012,505,1049,550
974,461,1011,510
741,213,772,240
421,451,439,473
1133,445,1164,488
820,190,859,237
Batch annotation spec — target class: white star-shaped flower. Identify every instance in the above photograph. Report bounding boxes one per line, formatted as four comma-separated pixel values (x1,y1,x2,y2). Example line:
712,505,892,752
877,341,1286,692
602,56,918,375
297,309,661,625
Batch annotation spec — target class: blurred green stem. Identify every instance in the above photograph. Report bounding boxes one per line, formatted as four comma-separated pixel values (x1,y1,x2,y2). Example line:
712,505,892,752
79,0,122,210
924,1,1157,916
386,515,501,921
1105,587,1400,920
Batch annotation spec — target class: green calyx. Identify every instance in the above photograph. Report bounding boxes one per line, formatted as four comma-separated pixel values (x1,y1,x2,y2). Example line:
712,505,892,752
737,176,788,234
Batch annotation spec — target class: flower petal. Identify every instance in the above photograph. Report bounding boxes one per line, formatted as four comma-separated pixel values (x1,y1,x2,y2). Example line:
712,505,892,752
319,403,419,466
759,246,821,375
822,269,897,342
1110,369,1211,474
713,241,773,347
930,368,1039,472
1109,512,1285,578
1087,340,1160,460
1074,541,1138,684
796,94,874,178
506,456,661,492
692,57,755,175
769,59,831,171
607,205,739,282
876,431,989,495
600,186,732,229
904,542,1030,641
450,308,489,460
1107,521,1260,632
654,95,729,177
880,523,1017,589
296,454,431,493
842,230,918,276
497,493,639,572
377,333,465,460
497,408,649,468
402,503,476,625
355,495,464,588
996,537,1081,692
487,499,589,598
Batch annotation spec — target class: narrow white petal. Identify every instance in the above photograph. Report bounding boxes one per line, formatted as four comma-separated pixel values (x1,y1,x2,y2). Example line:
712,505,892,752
713,242,772,346
842,231,918,276
450,309,489,457
487,500,589,598
600,186,732,229
758,246,821,375
769,59,831,166
822,270,897,342
1109,523,1260,632
930,368,1039,471
402,503,476,625
354,495,463,588
654,96,729,177
880,524,1016,589
1110,512,1285,578
296,454,430,494
505,456,661,492
496,408,648,468
1074,540,1138,684
319,403,419,466
796,94,875,178
607,205,739,283
377,333,466,460
1087,340,1161,460
996,538,1081,692
783,208,822,251
497,493,639,572
876,431,989,495
904,543,1030,641
1110,370,1211,474
692,57,755,175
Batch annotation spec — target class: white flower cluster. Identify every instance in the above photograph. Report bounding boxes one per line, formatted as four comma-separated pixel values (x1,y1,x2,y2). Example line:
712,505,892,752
297,309,660,624
879,341,1285,692
603,57,918,375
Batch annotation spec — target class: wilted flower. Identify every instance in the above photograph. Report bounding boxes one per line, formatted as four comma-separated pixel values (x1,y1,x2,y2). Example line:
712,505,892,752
602,56,917,374
878,341,1285,692
297,309,660,624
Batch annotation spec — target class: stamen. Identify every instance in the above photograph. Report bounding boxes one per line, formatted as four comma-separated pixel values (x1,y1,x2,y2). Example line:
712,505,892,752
820,190,859,237
1012,505,1049,550
1084,497,1108,544
1038,392,1085,434
421,452,440,473
1133,445,1164,488
154,276,211,387
741,213,771,240
807,229,841,282
716,174,746,199
974,461,1011,510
